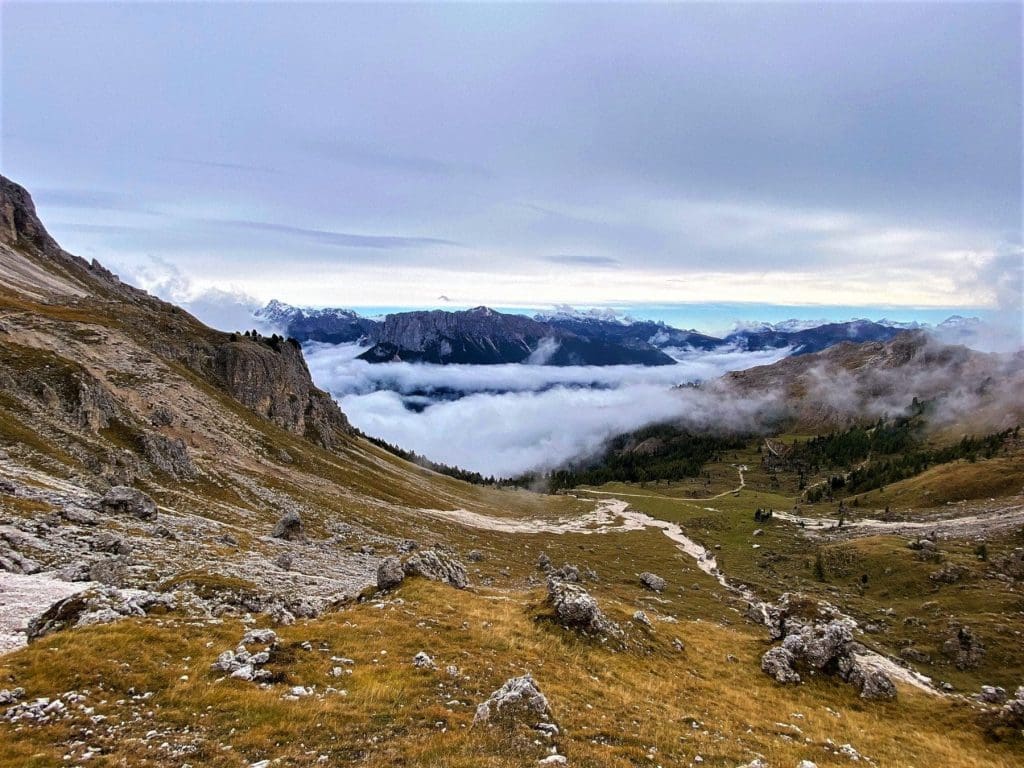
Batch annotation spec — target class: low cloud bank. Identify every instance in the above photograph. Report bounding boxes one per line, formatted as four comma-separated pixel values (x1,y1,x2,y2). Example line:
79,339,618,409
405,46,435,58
303,344,790,477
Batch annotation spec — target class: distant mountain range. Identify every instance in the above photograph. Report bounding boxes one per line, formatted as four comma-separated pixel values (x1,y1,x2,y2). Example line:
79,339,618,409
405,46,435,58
257,300,980,366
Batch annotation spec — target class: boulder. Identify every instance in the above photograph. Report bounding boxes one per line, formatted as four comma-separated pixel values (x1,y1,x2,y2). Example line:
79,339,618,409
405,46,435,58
403,549,468,589
98,486,157,520
546,578,622,640
271,509,304,541
761,646,801,684
377,556,405,590
639,572,666,592
412,651,435,669
942,624,984,670
978,685,1008,704
474,673,553,727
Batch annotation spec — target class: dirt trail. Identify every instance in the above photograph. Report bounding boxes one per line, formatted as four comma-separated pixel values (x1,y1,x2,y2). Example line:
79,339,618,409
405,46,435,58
418,495,942,696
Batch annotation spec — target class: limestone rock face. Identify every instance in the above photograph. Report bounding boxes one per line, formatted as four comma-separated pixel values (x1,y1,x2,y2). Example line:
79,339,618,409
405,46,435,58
211,340,350,449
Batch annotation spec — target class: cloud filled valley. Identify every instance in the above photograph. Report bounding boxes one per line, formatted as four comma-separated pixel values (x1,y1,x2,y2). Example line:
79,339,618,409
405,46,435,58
303,344,792,477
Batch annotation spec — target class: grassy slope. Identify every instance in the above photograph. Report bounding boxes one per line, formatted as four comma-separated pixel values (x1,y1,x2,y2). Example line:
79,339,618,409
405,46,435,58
1,580,1019,768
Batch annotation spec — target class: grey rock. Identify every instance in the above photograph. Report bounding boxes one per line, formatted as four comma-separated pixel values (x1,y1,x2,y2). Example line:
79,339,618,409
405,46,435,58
467,549,484,562
639,571,666,592
403,549,468,589
412,651,435,669
99,486,157,520
274,552,294,571
397,539,418,553
61,504,98,526
138,432,196,480
473,673,553,727
88,557,128,587
92,531,132,555
761,646,801,684
546,578,622,640
377,556,405,590
977,685,1008,704
271,509,304,541
942,624,984,670
537,552,551,570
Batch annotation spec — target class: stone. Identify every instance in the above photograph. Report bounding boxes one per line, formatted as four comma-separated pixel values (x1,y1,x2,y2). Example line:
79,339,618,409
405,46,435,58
546,578,622,641
761,646,801,684
467,549,484,562
377,556,405,590
403,549,468,589
271,509,304,541
632,610,652,627
537,552,551,570
412,651,435,669
275,552,294,571
474,674,553,727
639,572,666,592
942,624,984,670
977,685,1008,704
99,486,157,520
61,505,98,526
89,557,128,587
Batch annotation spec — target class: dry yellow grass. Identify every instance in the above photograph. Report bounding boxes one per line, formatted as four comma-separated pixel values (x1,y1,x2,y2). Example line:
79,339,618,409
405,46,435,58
1,579,1019,767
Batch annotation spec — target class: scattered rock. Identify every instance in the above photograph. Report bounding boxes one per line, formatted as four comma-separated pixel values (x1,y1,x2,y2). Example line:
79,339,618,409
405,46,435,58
275,552,294,571
632,610,652,627
60,505,98,526
467,549,484,562
397,539,418,553
27,586,172,641
977,685,1008,704
88,556,128,587
98,486,157,520
639,572,666,592
212,628,279,682
537,552,551,570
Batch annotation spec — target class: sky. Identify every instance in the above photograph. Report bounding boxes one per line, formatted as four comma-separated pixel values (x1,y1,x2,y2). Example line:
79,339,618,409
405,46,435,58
1,2,1021,330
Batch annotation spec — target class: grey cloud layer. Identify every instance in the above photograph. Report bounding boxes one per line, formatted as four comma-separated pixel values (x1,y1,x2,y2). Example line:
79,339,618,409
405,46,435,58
2,2,1018,303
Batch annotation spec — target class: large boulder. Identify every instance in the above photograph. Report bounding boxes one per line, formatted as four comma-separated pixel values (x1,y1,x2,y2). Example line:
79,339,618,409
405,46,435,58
98,486,157,520
639,572,666,592
271,509,304,541
377,556,405,590
546,578,622,641
27,587,172,641
403,549,468,589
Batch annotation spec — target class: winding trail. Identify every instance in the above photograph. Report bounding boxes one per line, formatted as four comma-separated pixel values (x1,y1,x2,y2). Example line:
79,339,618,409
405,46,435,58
418,495,943,696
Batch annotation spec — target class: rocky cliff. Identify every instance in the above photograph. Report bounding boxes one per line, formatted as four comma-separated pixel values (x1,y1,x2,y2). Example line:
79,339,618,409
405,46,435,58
0,174,350,479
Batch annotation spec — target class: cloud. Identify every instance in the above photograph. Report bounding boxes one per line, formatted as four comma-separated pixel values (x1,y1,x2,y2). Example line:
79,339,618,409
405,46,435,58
304,343,790,476
545,254,620,267
113,256,282,335
215,219,460,250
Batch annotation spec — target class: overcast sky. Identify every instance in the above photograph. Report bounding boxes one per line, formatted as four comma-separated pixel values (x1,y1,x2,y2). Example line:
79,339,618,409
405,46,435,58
2,2,1021,317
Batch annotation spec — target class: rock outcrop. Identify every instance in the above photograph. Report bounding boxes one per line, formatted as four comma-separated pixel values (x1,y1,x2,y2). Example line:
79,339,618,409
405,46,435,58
546,577,623,642
402,549,468,589
98,486,157,520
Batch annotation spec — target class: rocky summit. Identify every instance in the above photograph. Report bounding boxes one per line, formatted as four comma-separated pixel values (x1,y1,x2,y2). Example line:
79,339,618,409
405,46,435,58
0,174,1022,768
